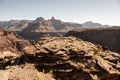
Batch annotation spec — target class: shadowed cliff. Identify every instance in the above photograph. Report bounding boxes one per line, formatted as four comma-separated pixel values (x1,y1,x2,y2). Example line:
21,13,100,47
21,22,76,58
65,27,120,53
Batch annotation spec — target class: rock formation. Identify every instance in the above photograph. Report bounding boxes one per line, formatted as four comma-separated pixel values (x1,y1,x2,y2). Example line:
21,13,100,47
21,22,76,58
22,20,55,32
7,20,29,31
50,17,74,31
27,36,120,80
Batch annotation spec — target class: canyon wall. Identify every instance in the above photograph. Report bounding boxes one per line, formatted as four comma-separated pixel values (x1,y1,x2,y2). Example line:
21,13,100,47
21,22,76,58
66,28,120,53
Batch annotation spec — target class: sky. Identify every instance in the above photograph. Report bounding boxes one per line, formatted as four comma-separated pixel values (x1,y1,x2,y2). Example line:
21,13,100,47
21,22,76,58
0,0,120,26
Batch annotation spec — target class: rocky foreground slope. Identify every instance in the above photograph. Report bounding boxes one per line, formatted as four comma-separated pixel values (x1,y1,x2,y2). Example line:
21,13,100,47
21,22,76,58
0,28,120,80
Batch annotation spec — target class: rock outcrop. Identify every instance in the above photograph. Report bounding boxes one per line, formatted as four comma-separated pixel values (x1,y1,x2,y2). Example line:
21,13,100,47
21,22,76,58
26,36,120,80
66,28,120,53
50,17,74,31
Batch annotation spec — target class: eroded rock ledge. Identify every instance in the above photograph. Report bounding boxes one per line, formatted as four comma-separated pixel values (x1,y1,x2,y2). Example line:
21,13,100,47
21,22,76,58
29,36,120,80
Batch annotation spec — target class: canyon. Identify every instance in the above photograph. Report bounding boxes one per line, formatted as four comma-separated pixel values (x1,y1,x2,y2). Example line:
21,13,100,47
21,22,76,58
0,28,120,80
0,17,120,80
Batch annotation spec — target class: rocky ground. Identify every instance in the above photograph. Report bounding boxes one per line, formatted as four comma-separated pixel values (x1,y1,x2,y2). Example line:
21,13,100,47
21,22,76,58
0,64,55,80
0,28,120,80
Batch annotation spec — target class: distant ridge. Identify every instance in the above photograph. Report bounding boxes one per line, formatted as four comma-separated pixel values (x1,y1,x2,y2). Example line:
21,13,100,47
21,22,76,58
0,17,112,40
0,17,110,30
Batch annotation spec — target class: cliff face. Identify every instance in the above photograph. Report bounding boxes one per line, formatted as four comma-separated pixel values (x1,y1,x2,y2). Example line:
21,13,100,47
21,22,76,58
65,28,120,53
21,21,55,33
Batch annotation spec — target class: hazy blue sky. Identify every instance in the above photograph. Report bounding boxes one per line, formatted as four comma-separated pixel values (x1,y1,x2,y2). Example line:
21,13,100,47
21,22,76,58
0,0,120,25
